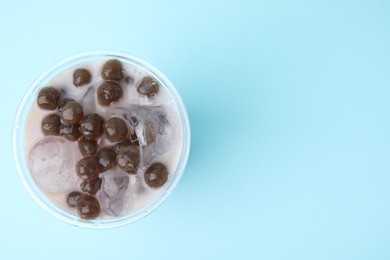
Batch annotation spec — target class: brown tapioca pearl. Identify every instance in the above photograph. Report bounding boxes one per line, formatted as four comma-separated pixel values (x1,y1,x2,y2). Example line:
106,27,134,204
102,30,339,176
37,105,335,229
96,147,116,172
66,191,82,208
80,178,102,195
101,59,123,82
116,145,140,174
37,87,61,110
78,137,98,156
59,124,82,141
73,68,92,87
76,194,101,219
41,114,61,136
104,117,129,142
79,113,104,139
144,162,169,188
76,156,99,181
60,101,84,125
137,76,159,98
97,81,122,106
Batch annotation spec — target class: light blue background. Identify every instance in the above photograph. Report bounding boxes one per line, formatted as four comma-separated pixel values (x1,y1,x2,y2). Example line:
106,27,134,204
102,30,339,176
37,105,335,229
1,0,390,259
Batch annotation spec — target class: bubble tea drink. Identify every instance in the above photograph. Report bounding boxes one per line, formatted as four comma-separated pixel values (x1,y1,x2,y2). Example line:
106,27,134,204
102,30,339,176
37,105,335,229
14,52,190,227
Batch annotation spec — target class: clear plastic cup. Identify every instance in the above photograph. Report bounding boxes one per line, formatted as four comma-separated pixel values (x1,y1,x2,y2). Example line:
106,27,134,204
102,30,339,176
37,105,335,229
13,51,190,229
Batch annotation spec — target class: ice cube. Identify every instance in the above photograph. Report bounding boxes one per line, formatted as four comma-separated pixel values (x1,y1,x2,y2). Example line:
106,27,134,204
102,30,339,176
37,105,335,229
108,106,156,147
28,137,81,193
97,170,129,216
134,120,156,147
108,105,176,167
110,106,170,141
80,87,96,114
121,174,145,214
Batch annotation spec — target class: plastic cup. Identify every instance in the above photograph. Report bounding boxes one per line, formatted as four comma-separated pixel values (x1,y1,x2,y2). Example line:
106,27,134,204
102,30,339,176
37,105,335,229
13,51,190,229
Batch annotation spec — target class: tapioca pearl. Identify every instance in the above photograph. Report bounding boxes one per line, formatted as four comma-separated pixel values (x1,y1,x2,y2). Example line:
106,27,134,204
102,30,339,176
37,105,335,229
76,156,99,181
76,194,101,219
80,178,102,195
96,147,116,172
41,114,61,136
101,59,124,82
37,87,61,110
66,191,82,208
60,101,84,125
78,137,98,156
79,113,104,139
144,162,168,188
97,81,122,106
73,68,92,87
137,76,159,98
116,145,140,174
59,124,82,141
104,117,129,142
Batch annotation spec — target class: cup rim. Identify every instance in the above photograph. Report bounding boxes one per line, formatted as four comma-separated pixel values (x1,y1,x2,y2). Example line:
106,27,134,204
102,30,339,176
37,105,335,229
12,50,191,229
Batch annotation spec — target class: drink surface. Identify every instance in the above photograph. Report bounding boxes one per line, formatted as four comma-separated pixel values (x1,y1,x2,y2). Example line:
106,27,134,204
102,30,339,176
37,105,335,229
25,59,183,219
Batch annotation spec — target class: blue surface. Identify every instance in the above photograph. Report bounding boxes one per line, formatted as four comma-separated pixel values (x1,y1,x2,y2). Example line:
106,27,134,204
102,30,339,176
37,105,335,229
1,0,390,259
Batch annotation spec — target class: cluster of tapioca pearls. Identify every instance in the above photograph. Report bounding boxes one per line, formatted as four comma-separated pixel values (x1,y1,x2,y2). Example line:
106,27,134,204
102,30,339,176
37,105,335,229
36,59,169,219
